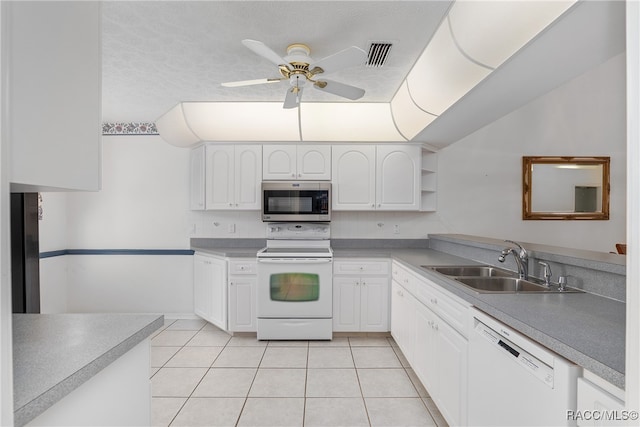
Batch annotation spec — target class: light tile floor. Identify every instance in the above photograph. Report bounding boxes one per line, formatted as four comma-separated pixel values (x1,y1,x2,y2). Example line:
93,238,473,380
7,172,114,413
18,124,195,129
150,319,449,427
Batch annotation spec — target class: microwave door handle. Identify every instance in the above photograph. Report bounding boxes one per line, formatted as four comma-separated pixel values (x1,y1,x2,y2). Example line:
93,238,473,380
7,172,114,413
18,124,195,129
257,258,332,264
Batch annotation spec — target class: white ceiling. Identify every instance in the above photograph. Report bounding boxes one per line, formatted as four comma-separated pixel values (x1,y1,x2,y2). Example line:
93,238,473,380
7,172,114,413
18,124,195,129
102,0,626,148
101,1,453,122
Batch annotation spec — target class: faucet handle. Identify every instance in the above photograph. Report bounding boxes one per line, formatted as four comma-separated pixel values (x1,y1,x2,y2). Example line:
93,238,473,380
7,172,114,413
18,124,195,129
505,240,528,258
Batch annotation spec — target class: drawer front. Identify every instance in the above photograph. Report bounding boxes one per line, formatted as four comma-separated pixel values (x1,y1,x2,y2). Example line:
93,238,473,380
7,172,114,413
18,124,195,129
334,259,390,276
417,278,469,336
229,259,257,275
391,262,417,294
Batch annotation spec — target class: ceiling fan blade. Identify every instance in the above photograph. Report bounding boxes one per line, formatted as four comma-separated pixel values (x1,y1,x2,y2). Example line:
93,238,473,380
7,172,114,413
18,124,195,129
314,79,365,100
310,46,367,75
283,87,302,109
221,78,283,88
242,39,290,68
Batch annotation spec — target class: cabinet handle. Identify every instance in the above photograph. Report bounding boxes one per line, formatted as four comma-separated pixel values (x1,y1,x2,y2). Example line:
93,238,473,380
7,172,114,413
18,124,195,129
362,281,366,286
228,203,233,207
433,323,439,331
291,173,296,177
230,282,234,286
371,204,375,208
430,298,438,305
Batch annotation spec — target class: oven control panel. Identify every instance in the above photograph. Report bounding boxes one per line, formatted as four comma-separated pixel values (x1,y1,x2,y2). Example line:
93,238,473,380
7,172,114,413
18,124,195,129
266,222,330,240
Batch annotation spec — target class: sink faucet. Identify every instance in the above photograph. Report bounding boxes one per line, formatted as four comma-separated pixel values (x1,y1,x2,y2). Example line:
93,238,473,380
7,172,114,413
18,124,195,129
498,240,529,280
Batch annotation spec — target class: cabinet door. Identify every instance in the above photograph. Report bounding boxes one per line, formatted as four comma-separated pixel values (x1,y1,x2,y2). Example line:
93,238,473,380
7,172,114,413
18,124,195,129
228,276,256,332
190,146,206,210
208,257,228,330
193,254,227,330
297,146,331,180
577,378,626,427
8,1,101,191
413,303,438,394
205,145,235,210
390,281,415,364
193,254,215,322
234,145,262,209
332,145,376,210
435,319,468,427
263,145,297,180
376,145,421,210
333,277,360,332
360,277,389,332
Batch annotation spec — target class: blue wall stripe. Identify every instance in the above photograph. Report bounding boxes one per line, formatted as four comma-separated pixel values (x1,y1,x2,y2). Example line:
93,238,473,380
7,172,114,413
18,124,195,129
40,249,194,259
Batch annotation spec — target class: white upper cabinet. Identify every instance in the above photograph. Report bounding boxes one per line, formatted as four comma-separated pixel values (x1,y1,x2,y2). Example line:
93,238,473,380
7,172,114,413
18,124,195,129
296,146,332,180
190,146,206,210
204,145,262,210
332,145,421,211
263,145,331,180
7,1,102,191
332,146,376,210
376,145,421,210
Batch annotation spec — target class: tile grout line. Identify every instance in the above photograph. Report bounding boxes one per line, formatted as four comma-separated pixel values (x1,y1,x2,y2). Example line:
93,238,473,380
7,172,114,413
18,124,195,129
349,338,374,427
166,321,210,427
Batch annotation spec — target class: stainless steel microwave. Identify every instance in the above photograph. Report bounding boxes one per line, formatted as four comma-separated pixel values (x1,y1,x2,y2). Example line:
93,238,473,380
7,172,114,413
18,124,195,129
262,181,331,222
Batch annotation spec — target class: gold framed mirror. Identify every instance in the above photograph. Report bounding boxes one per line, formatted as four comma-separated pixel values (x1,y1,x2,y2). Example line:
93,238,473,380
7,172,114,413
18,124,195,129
523,156,610,220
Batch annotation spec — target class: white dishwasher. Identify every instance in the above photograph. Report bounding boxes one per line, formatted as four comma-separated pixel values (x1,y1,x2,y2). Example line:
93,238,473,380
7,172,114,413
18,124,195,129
468,308,581,426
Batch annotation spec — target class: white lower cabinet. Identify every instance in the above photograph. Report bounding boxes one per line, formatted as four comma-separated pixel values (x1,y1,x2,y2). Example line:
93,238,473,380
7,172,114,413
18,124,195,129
193,253,227,330
333,259,390,332
576,375,626,427
391,261,469,426
414,302,467,426
390,280,416,365
228,259,257,332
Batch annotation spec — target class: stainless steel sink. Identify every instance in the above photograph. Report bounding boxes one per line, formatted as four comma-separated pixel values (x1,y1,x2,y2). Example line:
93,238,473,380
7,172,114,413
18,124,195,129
422,265,583,294
455,277,582,293
422,265,515,278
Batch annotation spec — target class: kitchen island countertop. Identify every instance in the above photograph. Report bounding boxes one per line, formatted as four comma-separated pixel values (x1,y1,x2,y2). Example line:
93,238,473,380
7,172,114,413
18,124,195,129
13,313,163,427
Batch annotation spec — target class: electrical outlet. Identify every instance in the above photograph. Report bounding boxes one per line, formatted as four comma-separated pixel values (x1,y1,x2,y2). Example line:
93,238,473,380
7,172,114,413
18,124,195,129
393,224,400,234
228,223,236,233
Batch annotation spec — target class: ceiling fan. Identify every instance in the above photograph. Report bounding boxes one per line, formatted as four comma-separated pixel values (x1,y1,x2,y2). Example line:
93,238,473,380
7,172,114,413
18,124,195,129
221,39,367,109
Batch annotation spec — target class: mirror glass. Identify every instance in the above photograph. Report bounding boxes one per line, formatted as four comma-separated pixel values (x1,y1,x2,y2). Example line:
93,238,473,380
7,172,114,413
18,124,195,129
523,157,610,220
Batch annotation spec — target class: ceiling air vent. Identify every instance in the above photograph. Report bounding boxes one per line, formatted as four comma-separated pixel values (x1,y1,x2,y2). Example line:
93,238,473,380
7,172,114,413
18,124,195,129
366,42,392,68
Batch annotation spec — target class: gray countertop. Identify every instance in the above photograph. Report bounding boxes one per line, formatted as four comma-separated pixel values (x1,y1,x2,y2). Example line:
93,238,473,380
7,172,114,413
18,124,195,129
192,244,625,389
13,313,164,427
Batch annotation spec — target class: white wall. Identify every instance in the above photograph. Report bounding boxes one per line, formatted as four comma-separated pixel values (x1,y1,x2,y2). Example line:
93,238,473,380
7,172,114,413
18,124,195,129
38,135,195,315
436,53,626,253
66,135,191,249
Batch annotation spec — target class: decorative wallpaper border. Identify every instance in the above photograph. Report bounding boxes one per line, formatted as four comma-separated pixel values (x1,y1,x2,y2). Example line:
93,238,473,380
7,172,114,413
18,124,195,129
102,122,158,135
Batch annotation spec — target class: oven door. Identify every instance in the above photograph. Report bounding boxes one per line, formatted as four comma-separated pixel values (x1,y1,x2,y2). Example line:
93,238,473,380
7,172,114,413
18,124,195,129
262,182,331,222
257,258,332,318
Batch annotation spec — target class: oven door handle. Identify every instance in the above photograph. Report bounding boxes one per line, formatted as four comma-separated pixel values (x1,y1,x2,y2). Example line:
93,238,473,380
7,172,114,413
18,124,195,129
257,258,332,264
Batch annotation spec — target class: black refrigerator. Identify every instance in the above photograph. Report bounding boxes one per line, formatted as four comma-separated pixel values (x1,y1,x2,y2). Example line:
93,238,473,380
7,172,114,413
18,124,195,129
11,192,40,313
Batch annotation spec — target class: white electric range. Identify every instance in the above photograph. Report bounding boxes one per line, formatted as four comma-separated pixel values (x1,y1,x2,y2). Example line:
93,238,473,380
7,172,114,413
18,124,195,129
256,223,332,340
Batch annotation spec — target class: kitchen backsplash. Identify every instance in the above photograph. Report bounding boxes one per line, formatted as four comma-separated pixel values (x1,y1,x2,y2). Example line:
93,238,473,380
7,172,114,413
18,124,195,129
187,210,448,239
